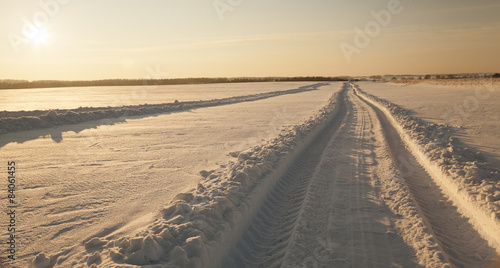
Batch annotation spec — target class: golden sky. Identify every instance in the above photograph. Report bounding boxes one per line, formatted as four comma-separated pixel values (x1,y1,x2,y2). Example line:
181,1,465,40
1,0,499,80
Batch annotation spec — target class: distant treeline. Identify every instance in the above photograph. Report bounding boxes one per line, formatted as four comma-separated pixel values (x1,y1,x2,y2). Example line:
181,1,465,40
0,77,350,90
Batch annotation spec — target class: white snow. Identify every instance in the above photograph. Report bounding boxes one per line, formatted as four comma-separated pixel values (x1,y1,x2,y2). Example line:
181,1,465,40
2,80,500,267
0,82,316,111
357,81,500,168
355,84,500,256
58,84,346,267
0,82,326,135
0,82,340,267
281,85,448,267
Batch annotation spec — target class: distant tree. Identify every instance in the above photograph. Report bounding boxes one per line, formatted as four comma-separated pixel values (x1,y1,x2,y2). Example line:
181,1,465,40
446,74,455,79
493,73,500,78
424,74,431,79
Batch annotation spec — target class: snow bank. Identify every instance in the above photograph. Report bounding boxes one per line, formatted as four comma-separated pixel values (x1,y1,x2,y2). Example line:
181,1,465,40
0,83,328,135
34,84,346,267
354,83,500,250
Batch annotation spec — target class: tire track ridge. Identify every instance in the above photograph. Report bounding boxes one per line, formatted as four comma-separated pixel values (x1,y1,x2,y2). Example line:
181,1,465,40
354,86,498,267
222,89,348,268
282,90,424,267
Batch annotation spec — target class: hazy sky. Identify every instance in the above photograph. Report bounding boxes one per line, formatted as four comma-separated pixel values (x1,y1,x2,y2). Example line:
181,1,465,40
1,0,499,80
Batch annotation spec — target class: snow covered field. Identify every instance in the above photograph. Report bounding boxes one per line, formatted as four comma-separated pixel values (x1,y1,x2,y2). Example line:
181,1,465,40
0,82,315,111
1,81,500,267
0,83,327,135
0,82,339,267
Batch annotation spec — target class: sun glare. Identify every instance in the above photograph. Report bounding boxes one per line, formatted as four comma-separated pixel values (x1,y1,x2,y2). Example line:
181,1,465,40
31,27,50,46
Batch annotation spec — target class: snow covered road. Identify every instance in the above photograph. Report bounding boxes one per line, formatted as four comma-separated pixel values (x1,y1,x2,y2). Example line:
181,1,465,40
224,86,498,267
221,85,500,268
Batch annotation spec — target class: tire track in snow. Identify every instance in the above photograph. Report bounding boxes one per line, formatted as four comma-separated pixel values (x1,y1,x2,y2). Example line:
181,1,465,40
355,88,498,268
224,87,426,267
221,89,348,268
280,89,421,267
226,85,494,267
348,97,393,265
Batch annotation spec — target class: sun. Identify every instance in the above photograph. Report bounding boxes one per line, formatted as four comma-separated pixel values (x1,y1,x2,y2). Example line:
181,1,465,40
31,27,50,46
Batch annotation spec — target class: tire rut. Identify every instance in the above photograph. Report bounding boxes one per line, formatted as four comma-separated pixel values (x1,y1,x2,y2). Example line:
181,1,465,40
221,89,348,268
281,89,420,267
354,88,497,268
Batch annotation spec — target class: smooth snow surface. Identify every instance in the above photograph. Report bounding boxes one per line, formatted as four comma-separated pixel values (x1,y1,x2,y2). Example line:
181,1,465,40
0,82,315,111
0,83,327,135
0,83,339,267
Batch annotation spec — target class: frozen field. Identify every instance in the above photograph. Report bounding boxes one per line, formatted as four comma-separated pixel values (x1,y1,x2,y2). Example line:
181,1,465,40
0,82,315,111
1,81,500,268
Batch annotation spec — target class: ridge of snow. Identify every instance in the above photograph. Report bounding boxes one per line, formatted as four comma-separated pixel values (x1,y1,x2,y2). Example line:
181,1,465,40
355,83,500,252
